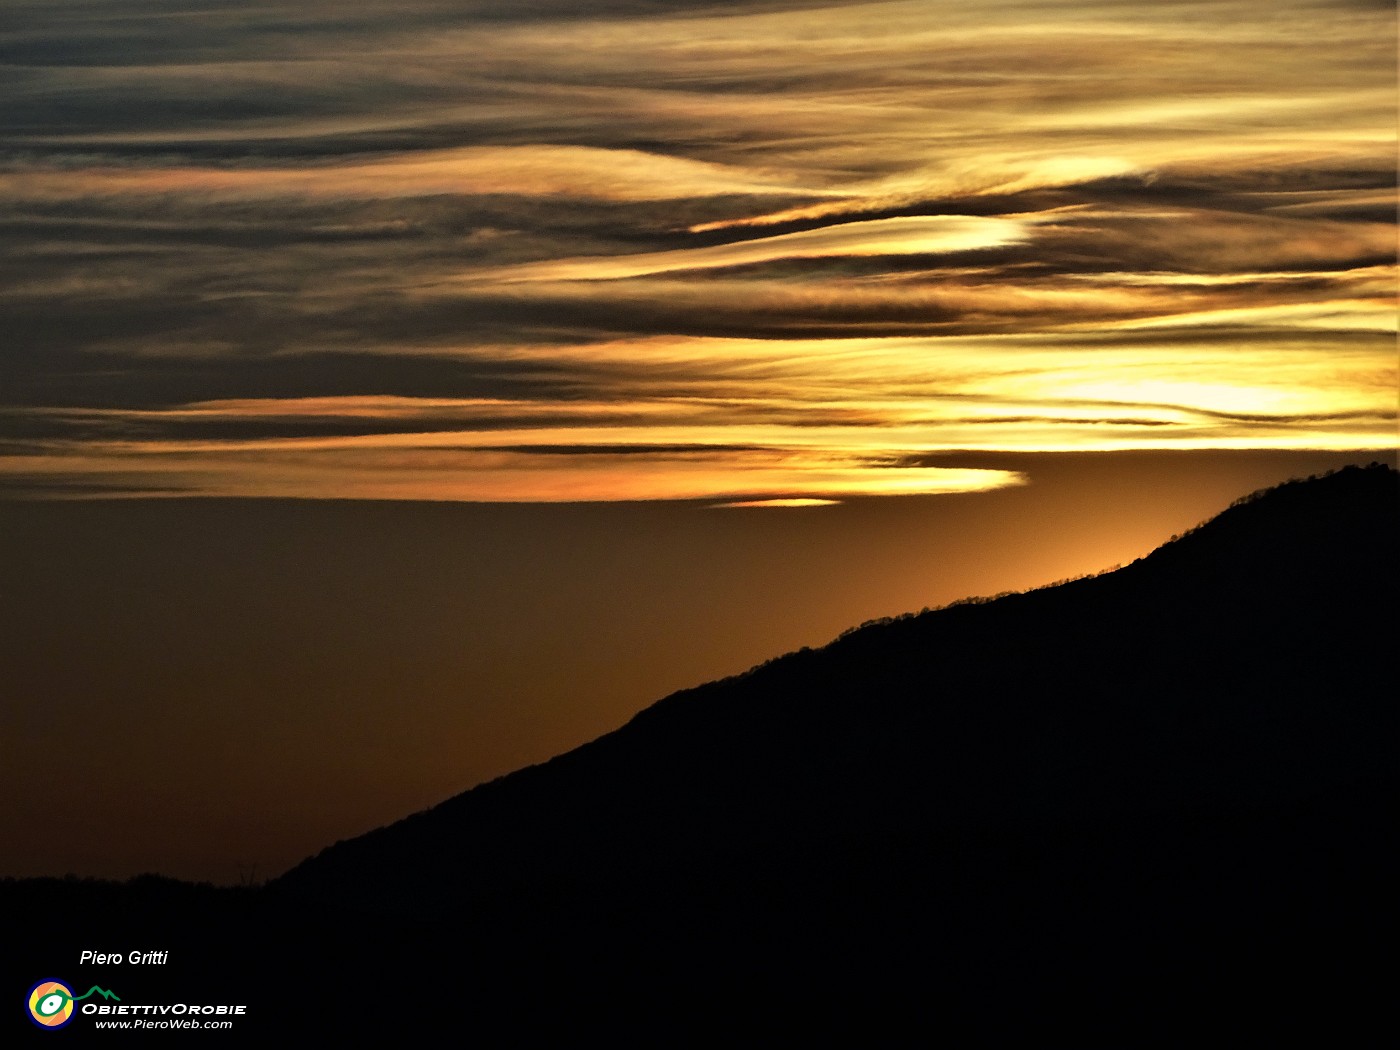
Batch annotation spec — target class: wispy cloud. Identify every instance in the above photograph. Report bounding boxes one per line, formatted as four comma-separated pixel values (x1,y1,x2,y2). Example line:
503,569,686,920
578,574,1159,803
480,215,1030,282
1,0,1393,500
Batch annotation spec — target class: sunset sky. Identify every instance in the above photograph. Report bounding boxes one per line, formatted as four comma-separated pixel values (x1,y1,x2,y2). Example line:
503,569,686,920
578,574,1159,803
2,0,1395,882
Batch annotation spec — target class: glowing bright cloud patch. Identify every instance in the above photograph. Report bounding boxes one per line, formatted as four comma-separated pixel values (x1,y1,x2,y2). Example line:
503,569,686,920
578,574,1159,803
0,439,1028,503
482,215,1029,283
714,498,843,508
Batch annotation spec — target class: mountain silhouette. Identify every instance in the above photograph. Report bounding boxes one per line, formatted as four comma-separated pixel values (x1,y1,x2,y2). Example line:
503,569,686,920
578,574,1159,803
275,463,1396,920
8,465,1394,1039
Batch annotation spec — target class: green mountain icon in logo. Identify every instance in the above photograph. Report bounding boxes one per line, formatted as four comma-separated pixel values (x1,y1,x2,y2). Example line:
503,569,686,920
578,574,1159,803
74,986,121,1002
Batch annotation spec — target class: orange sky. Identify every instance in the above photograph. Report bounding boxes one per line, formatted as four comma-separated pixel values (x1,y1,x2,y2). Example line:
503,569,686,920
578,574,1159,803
2,447,1390,882
0,0,1394,882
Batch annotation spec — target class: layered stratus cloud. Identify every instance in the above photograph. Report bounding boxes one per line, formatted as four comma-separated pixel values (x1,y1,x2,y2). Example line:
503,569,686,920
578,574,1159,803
1,0,1394,502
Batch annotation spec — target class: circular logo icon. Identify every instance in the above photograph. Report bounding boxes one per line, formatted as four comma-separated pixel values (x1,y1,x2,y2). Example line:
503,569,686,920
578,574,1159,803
28,980,76,1029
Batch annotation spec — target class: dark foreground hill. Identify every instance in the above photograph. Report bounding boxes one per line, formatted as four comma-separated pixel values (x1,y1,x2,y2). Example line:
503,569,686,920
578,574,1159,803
277,463,1395,903
271,463,1394,1032
8,465,1396,1040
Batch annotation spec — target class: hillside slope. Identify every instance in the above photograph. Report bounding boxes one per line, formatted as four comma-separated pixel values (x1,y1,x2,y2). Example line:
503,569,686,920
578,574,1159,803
8,465,1393,1039
276,464,1397,922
